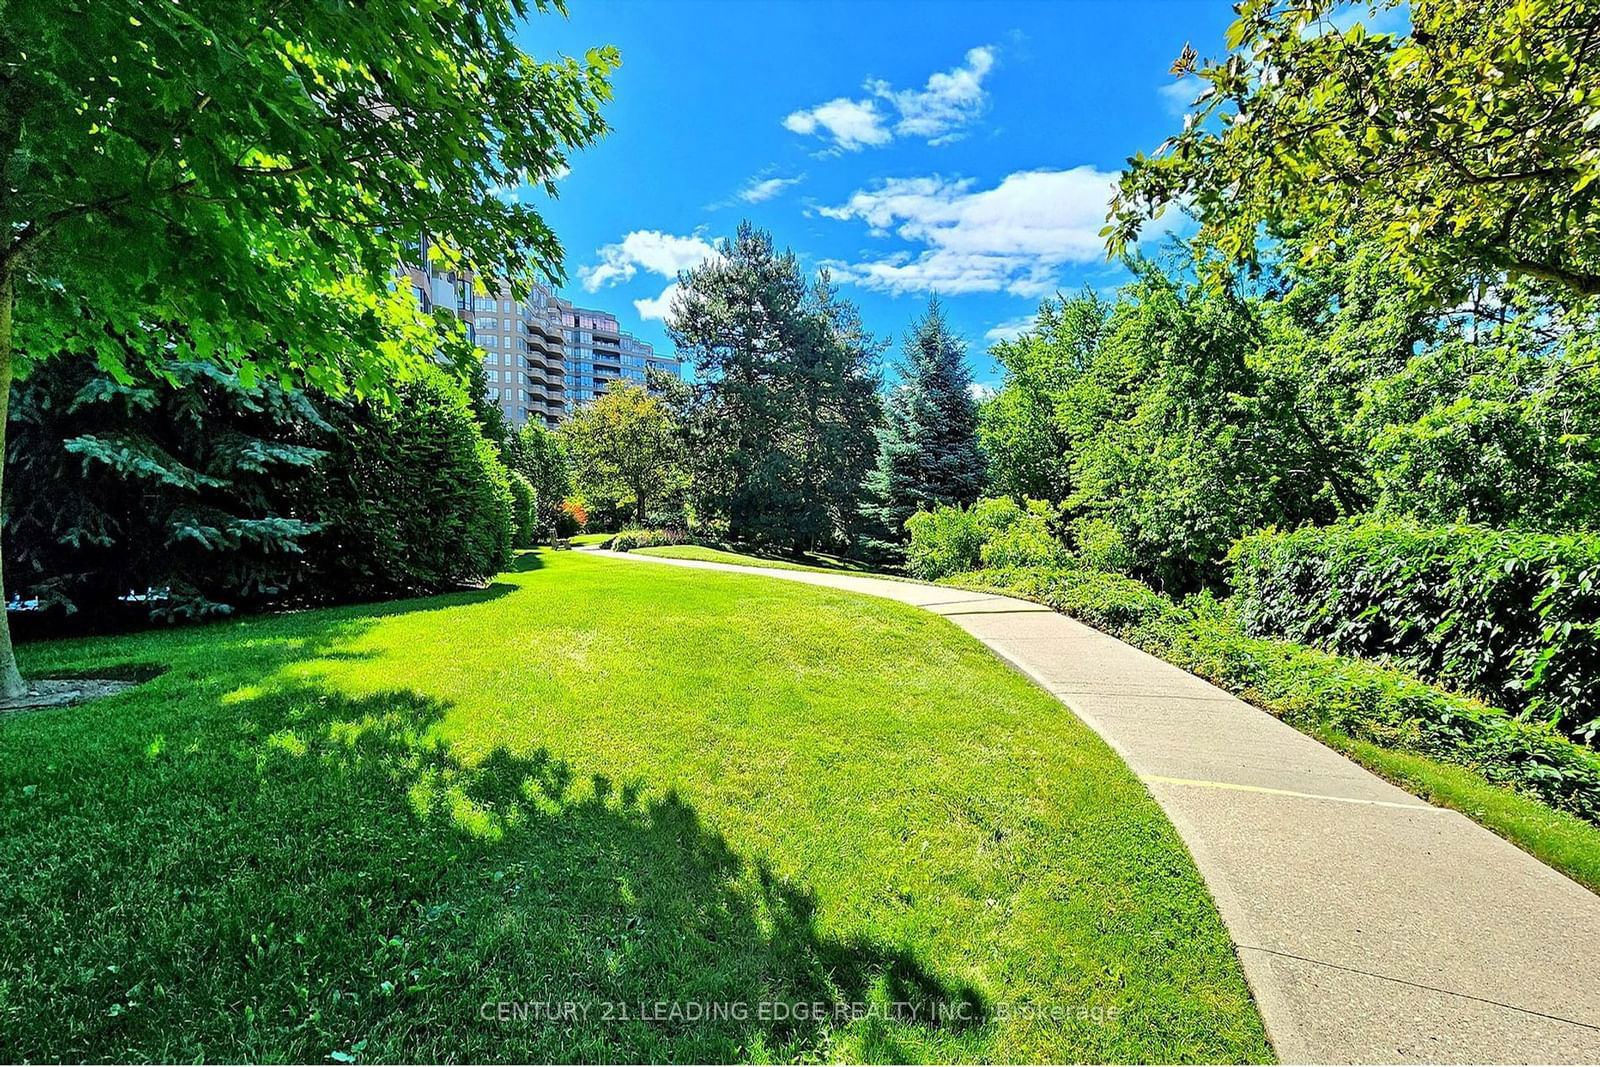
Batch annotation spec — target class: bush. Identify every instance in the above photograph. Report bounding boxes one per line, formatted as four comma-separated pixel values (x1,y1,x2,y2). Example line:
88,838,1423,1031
947,565,1600,825
1072,517,1134,574
1229,521,1600,743
905,497,1067,580
7,360,515,626
308,367,513,598
608,527,694,552
558,498,588,537
507,472,536,549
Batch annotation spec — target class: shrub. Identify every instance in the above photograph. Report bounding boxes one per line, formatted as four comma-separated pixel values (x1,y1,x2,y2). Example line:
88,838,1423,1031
981,502,1072,571
1229,521,1600,743
906,497,1067,580
946,565,1600,825
507,472,536,549
559,497,588,537
1072,517,1134,574
310,367,513,597
608,527,693,552
8,360,515,626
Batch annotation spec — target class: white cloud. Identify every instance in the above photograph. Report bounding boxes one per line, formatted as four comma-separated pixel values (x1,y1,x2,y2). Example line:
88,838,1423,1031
967,382,998,402
739,174,805,203
820,167,1159,297
579,230,720,291
634,282,681,322
783,98,891,151
784,46,996,151
875,46,995,142
984,314,1037,343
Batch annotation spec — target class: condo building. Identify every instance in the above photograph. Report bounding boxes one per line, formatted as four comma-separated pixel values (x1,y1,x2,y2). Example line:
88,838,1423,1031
400,240,681,427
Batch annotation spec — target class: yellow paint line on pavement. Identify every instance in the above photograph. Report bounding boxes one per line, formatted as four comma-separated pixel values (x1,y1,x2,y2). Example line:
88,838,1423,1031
1143,774,1449,812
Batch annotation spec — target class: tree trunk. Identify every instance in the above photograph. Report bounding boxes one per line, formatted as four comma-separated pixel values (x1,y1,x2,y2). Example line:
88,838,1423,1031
0,263,27,698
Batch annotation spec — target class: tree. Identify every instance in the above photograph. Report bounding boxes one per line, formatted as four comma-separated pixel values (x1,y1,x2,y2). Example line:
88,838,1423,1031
862,299,986,547
7,360,518,621
980,292,1107,501
6,358,327,622
510,419,572,544
669,222,881,551
560,382,682,526
1106,0,1600,304
0,0,615,695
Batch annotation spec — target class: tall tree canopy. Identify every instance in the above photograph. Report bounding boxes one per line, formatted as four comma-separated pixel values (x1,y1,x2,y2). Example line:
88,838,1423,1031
862,298,985,547
669,223,880,551
561,381,683,526
0,0,615,694
508,419,573,544
1107,0,1600,303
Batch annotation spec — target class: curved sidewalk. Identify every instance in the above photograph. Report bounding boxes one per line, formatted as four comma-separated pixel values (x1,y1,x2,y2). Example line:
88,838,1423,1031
591,549,1600,1064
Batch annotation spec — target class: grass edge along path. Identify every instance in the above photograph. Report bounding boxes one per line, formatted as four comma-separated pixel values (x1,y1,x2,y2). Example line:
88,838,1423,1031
0,550,1271,1063
940,566,1600,895
631,543,902,578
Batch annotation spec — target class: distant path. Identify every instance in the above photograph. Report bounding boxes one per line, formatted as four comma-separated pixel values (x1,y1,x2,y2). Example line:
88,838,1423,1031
590,548,1600,1064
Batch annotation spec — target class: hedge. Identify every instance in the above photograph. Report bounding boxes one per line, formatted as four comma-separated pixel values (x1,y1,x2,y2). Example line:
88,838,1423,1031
1229,522,1600,744
507,471,536,549
945,566,1600,826
607,527,695,552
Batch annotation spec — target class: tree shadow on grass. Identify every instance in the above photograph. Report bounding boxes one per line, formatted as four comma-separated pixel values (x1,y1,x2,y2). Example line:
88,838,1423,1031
0,679,986,1063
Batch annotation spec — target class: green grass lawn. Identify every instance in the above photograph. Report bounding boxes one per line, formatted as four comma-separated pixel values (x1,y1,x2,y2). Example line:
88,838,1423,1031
633,543,892,577
0,551,1269,1063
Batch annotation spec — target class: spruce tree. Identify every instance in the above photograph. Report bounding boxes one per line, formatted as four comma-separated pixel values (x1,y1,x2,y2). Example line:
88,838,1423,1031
863,298,987,547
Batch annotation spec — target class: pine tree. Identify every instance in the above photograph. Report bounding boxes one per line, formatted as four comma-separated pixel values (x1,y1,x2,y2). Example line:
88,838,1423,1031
863,298,987,547
670,222,881,551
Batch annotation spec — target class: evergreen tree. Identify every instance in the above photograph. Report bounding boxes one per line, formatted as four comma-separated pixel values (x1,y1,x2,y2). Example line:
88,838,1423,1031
863,299,986,546
670,222,881,551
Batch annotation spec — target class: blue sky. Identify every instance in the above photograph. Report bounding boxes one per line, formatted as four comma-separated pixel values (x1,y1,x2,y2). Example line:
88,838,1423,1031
513,0,1238,388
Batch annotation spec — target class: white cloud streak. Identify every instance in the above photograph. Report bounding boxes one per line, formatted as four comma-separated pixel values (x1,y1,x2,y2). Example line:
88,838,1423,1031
739,174,805,203
784,46,996,151
634,282,681,322
984,315,1037,343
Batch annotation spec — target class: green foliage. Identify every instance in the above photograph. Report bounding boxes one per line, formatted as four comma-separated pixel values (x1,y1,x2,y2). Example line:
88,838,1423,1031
980,277,1352,591
6,359,327,621
560,382,684,527
1109,0,1600,303
507,471,536,549
3,0,616,390
1070,517,1134,575
669,222,881,552
509,420,572,544
1230,521,1600,743
978,249,1600,592
1360,317,1600,527
949,566,1600,826
312,367,512,598
905,497,1067,581
980,293,1106,502
8,361,513,622
0,0,614,689
862,299,986,548
608,527,696,552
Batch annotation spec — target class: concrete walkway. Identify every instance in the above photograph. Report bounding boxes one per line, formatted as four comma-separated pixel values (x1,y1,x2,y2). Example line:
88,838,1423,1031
591,549,1600,1064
